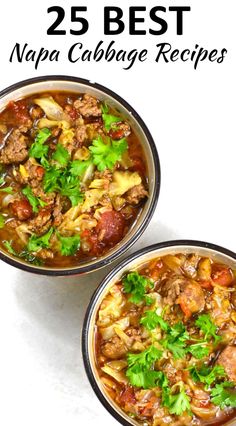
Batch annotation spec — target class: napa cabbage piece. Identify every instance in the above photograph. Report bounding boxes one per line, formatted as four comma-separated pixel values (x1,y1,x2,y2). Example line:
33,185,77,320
58,128,75,146
101,365,128,384
73,147,90,161
34,96,69,121
58,213,97,234
81,189,106,212
38,118,71,130
97,285,126,327
109,171,142,197
100,317,130,340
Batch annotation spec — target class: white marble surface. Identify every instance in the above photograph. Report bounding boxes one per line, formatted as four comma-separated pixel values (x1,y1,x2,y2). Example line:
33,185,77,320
0,0,236,424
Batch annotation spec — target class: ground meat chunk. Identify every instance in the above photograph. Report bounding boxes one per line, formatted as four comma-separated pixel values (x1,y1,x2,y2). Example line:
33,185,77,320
217,346,236,382
52,194,63,227
74,94,102,118
29,105,44,120
101,336,127,359
0,129,28,164
11,198,33,221
14,158,44,188
126,184,148,205
109,122,131,140
94,169,113,181
160,276,205,317
36,249,54,260
28,209,52,235
75,125,88,144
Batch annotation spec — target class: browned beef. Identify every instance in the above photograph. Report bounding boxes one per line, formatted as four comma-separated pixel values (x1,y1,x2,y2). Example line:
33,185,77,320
101,336,127,359
217,346,236,382
52,194,63,227
74,94,101,118
28,209,52,235
109,122,131,140
126,184,148,205
11,198,33,221
14,158,44,189
0,129,28,164
75,125,88,144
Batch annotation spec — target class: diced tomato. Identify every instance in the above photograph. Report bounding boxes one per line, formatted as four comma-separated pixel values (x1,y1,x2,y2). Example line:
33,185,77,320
11,198,33,220
130,155,146,176
81,229,103,256
139,396,157,417
95,210,125,245
178,299,192,319
149,259,164,280
36,166,45,179
199,280,213,290
120,386,136,405
212,265,234,287
109,128,124,140
8,100,30,124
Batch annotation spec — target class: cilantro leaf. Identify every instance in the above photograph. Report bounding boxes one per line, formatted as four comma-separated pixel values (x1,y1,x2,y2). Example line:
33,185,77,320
101,104,122,131
126,367,164,389
70,159,92,177
22,185,47,213
189,364,226,387
43,166,61,193
29,128,51,161
58,173,84,206
0,186,14,194
0,213,5,228
187,343,210,359
3,240,17,255
89,135,128,171
140,310,169,331
126,345,164,389
160,323,189,359
52,143,70,167
27,227,54,252
211,382,236,408
195,314,222,344
165,386,191,416
56,232,80,256
123,271,154,304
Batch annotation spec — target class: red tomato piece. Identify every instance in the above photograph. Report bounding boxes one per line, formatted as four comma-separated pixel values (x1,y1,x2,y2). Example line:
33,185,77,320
8,100,30,124
11,198,33,220
212,265,234,286
96,210,125,245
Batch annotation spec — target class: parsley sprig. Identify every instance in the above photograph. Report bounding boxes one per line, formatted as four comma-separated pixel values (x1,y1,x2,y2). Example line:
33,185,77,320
126,345,163,389
189,364,226,388
101,104,122,131
123,272,154,305
211,382,236,408
29,128,51,163
89,135,128,171
22,185,47,213
195,314,222,344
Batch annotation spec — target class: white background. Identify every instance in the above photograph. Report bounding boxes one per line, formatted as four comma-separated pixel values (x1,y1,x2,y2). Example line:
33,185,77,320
0,1,235,425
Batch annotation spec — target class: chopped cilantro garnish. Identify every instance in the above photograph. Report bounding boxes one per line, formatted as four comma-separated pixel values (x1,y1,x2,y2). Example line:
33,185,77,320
89,135,128,171
163,383,191,416
29,128,51,161
123,271,154,304
0,213,5,228
27,227,54,252
101,104,122,131
3,240,17,255
189,364,226,387
58,173,84,206
56,232,80,256
0,186,14,194
22,185,47,213
187,343,210,359
52,143,70,167
126,345,163,389
160,323,189,359
43,166,61,193
140,310,169,331
70,159,92,177
195,314,222,344
211,382,236,408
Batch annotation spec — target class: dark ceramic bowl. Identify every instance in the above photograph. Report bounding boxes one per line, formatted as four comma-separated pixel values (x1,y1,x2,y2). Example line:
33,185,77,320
82,240,236,426
0,76,160,276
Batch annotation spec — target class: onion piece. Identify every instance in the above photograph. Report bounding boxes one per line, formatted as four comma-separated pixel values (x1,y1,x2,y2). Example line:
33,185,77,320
34,96,68,121
101,365,128,384
1,193,18,207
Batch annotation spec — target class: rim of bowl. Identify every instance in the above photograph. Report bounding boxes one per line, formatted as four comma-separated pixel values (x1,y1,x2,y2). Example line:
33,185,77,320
82,239,236,426
0,75,161,276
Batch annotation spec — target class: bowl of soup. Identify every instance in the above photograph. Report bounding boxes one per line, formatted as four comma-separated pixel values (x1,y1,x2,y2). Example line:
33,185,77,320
0,75,160,275
82,240,236,426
